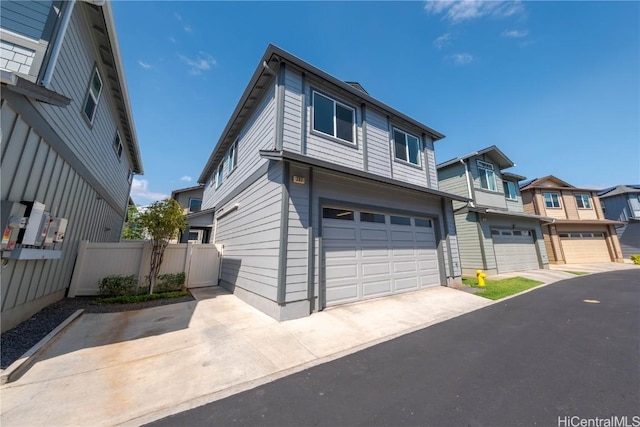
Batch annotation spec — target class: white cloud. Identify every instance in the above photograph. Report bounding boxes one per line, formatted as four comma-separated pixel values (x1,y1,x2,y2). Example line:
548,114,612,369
502,29,529,38
447,53,474,65
137,60,152,69
178,51,217,75
425,0,524,24
130,178,167,203
168,36,177,44
179,176,192,182
174,12,193,34
433,33,453,50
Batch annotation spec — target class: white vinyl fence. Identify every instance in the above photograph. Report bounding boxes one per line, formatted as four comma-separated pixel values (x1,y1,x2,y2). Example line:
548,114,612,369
68,241,221,297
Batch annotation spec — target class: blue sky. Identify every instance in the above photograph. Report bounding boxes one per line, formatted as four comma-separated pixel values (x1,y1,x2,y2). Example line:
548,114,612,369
111,1,640,205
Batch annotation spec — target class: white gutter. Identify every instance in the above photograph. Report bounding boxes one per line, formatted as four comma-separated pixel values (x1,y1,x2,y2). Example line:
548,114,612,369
41,0,76,88
460,158,475,207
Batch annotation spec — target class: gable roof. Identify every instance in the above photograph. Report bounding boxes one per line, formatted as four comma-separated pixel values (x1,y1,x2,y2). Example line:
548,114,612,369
519,175,574,191
436,145,515,170
198,44,445,184
170,184,204,199
598,184,640,198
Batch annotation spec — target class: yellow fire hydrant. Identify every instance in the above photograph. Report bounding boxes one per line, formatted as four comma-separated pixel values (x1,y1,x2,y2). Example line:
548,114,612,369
476,270,487,288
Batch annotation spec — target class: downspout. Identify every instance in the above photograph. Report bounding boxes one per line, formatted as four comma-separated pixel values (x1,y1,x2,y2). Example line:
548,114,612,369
460,159,474,207
41,0,76,88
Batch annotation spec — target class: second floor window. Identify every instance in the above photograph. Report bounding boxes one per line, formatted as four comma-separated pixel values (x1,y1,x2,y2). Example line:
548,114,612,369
393,128,421,166
83,67,103,124
575,193,592,209
188,198,202,213
543,192,561,208
113,132,123,159
312,91,355,143
227,140,238,174
503,181,518,200
477,160,497,191
215,163,224,188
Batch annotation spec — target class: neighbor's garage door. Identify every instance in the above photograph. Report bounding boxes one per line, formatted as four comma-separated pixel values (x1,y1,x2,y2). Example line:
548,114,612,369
491,229,540,273
560,232,611,263
322,207,440,306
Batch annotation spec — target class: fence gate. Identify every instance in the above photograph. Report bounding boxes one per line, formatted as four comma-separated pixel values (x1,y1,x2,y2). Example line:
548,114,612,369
186,244,221,288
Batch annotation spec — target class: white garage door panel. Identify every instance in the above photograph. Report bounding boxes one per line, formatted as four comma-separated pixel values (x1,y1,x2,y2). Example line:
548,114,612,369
324,209,440,307
363,280,392,296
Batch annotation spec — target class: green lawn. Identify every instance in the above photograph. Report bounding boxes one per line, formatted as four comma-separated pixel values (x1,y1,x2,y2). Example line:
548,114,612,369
462,276,544,300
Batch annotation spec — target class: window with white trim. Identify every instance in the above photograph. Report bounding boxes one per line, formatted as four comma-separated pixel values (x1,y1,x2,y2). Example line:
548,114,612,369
227,140,238,174
127,169,132,183
477,160,497,191
188,198,202,213
575,193,592,209
543,192,561,208
312,91,355,143
215,163,224,188
503,181,518,200
83,67,103,123
393,128,421,166
112,131,123,159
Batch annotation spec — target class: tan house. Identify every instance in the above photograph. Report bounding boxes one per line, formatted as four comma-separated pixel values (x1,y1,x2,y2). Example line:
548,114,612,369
520,176,623,264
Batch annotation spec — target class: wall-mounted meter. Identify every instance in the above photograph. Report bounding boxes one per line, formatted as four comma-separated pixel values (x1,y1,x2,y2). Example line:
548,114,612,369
1,201,27,251
18,201,50,247
44,218,68,247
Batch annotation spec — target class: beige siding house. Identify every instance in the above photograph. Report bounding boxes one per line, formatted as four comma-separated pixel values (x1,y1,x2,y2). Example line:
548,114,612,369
520,176,623,264
170,185,213,243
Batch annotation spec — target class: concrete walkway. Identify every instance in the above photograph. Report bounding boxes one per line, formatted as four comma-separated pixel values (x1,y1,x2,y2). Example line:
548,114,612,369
1,262,637,426
1,286,490,426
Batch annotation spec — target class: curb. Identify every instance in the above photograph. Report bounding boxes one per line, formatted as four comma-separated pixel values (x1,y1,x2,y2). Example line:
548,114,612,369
1,309,84,385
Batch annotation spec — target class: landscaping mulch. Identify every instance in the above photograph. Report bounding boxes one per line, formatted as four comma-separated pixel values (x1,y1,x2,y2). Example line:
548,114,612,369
0,293,194,370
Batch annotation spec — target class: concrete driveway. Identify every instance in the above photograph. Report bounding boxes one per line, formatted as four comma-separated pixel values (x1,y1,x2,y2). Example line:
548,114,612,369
0,285,489,426
1,262,636,426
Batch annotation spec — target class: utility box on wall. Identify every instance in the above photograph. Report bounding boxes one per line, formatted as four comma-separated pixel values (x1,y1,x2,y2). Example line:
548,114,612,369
1,200,69,261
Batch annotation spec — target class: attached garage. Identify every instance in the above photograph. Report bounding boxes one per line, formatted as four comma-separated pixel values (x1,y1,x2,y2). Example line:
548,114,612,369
559,232,611,263
491,229,540,273
322,207,440,306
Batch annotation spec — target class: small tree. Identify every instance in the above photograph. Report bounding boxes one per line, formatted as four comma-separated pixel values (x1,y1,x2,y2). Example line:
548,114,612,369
137,199,186,294
122,204,145,240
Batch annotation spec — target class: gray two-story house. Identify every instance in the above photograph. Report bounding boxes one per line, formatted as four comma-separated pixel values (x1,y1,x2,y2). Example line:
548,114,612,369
197,44,466,321
437,146,551,275
598,185,640,258
1,0,142,331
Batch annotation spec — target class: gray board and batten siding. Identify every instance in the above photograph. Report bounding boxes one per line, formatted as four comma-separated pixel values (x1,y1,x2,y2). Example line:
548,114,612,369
1,3,139,331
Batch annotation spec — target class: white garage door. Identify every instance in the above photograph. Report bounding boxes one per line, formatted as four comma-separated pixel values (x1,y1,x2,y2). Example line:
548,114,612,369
491,229,540,273
560,232,611,263
323,207,440,306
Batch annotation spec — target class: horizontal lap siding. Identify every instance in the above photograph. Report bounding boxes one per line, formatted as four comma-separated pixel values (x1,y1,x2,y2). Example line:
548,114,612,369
437,163,468,198
282,68,302,153
34,5,131,210
454,212,484,271
425,138,438,190
216,165,283,300
444,202,461,276
469,160,506,209
202,81,276,210
365,109,391,178
286,165,310,302
506,198,524,212
1,0,53,40
305,84,364,170
1,101,123,330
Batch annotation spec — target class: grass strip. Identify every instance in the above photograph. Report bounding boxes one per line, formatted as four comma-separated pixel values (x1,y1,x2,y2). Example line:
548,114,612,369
462,276,543,300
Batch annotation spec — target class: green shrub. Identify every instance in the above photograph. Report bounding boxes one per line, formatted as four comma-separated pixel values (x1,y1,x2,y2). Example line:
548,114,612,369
630,255,640,265
155,272,186,293
98,274,138,297
92,291,189,305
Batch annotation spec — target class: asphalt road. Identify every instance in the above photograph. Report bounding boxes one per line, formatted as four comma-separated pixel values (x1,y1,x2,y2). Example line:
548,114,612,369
148,270,640,427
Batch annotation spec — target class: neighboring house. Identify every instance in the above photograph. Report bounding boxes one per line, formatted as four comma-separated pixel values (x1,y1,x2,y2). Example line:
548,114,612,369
170,185,213,243
0,1,143,331
520,176,623,264
196,44,466,321
437,146,551,275
598,185,640,258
